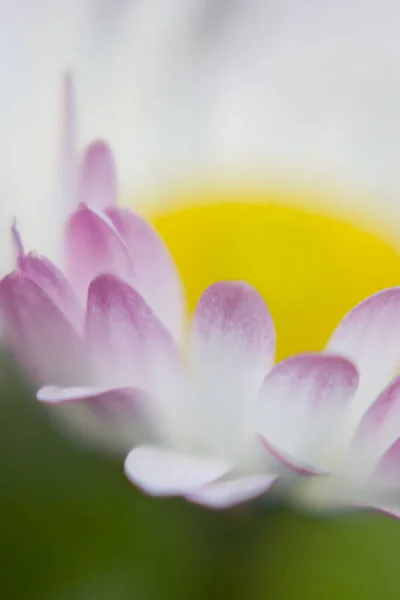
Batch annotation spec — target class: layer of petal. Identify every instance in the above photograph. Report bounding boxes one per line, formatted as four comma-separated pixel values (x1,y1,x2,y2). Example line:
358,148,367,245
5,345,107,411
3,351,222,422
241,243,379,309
327,287,400,409
106,207,184,339
355,376,400,464
18,252,82,329
258,353,359,473
77,140,117,209
185,474,276,509
64,205,134,298
190,281,276,457
124,446,229,497
37,384,152,422
0,272,85,385
85,274,180,398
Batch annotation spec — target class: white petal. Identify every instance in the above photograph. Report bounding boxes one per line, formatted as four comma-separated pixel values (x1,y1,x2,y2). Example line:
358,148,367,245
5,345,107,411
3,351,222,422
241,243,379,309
190,281,275,456
185,474,276,509
327,287,400,409
124,446,229,497
258,353,358,473
352,376,400,473
77,140,117,210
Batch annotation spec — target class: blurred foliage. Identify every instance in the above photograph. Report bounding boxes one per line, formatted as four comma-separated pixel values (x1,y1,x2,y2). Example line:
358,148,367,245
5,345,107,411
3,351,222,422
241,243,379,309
1,355,400,600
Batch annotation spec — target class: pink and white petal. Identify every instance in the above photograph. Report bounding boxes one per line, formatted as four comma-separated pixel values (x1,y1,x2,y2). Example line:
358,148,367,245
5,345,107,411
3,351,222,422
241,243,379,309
105,207,184,339
85,274,181,398
190,281,276,448
185,474,276,510
59,71,77,214
356,438,400,519
258,437,329,476
258,354,359,473
193,281,275,378
369,436,400,489
64,205,134,298
77,140,117,210
17,252,83,330
370,505,400,520
352,376,400,471
124,446,230,497
0,272,86,385
37,384,154,423
327,287,400,408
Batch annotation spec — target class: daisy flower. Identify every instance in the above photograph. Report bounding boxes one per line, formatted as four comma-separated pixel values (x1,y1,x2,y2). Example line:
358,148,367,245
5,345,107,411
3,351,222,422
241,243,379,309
0,77,362,510
2,4,400,516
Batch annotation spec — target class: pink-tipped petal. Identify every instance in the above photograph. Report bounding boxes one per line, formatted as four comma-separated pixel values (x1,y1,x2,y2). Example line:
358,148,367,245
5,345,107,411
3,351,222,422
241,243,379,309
105,207,184,339
0,272,85,385
85,274,180,397
350,376,400,482
37,384,152,421
259,436,329,476
38,385,108,404
373,437,400,485
327,287,400,407
124,446,230,497
64,205,134,298
11,219,24,258
185,474,276,509
77,140,117,209
258,354,359,473
60,71,77,212
17,252,82,329
190,281,276,448
359,439,400,519
193,281,275,375
369,505,400,520
355,376,400,456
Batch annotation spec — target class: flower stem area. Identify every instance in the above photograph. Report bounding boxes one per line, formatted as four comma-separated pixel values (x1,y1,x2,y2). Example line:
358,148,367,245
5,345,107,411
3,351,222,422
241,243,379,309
1,356,400,599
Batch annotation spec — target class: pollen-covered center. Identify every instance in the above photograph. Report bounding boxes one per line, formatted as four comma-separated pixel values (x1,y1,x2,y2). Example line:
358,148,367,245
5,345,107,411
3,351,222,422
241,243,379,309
148,192,400,361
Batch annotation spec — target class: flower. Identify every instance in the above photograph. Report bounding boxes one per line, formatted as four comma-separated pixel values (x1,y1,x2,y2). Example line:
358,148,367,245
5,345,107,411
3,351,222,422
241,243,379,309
2,219,362,510
257,287,400,517
0,76,363,511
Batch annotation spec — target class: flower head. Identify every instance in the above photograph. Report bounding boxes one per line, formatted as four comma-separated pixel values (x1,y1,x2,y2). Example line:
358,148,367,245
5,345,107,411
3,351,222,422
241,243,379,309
3,77,400,516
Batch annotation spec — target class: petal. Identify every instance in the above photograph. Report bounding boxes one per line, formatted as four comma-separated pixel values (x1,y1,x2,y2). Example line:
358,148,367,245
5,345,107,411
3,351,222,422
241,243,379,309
105,207,184,339
327,287,400,407
373,437,400,486
0,272,85,385
258,354,359,473
370,505,400,520
354,376,400,461
59,71,77,213
64,205,134,298
37,385,152,422
258,437,328,476
185,474,276,510
85,274,180,398
17,252,82,329
124,446,229,497
77,140,117,210
359,439,400,519
190,281,276,454
193,281,275,376
39,385,158,452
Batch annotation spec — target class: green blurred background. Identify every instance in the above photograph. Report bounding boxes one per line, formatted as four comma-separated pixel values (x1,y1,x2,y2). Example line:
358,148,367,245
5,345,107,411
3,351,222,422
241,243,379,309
2,355,400,600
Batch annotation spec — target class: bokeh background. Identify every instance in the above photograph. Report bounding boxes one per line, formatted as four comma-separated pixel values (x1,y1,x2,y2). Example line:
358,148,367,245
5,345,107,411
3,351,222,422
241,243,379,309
2,2,400,599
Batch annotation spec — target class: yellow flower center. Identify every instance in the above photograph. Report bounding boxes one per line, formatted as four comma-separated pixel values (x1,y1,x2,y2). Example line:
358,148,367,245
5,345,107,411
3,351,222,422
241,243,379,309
148,188,400,360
